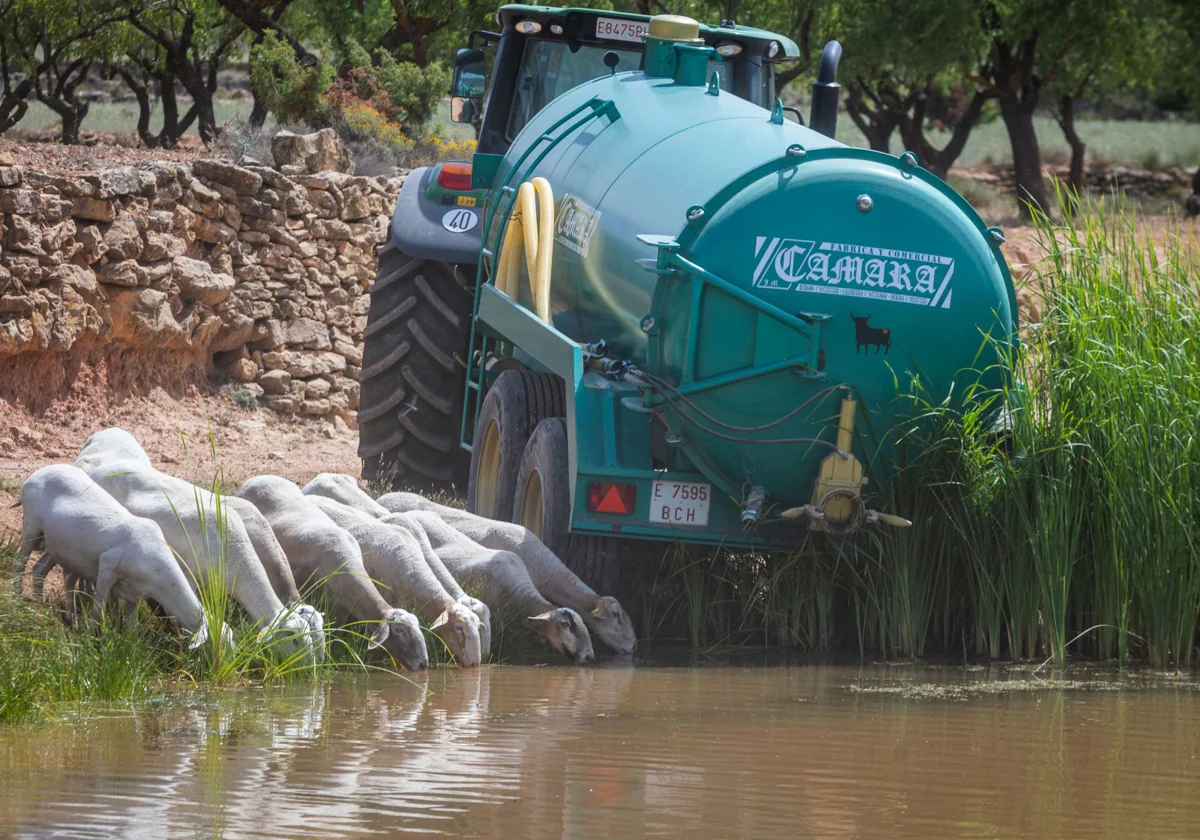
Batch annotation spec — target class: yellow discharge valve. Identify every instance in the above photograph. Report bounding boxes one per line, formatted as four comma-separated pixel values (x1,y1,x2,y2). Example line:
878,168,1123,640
495,177,554,323
780,397,912,534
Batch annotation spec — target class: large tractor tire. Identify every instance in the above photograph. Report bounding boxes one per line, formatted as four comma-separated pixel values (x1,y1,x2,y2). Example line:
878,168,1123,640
358,250,474,492
467,370,565,521
512,416,644,599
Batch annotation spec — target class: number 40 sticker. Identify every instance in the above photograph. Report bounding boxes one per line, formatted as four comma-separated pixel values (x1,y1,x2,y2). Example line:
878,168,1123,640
442,208,479,233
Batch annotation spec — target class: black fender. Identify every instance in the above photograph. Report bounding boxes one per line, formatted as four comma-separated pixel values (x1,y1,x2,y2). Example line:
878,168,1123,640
385,166,483,265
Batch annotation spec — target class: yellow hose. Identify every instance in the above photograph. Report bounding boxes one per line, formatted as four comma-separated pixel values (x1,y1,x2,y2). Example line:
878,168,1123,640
495,177,554,323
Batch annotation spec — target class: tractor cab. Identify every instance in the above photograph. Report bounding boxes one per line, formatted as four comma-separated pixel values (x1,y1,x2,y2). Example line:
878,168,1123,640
424,5,804,210
452,5,801,156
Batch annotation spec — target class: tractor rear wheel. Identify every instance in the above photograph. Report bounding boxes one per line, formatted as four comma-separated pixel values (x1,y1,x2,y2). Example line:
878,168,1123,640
467,370,565,521
358,249,473,492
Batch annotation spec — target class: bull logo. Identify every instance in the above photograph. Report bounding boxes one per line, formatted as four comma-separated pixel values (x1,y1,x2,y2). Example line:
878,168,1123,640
850,314,891,355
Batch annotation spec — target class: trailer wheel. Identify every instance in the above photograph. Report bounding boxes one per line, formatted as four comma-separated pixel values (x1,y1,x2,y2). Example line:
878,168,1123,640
512,418,648,599
563,534,631,598
358,249,473,492
468,370,565,520
512,417,572,557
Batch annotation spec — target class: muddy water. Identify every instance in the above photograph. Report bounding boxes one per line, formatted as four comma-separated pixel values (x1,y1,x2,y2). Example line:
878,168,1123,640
3,662,1200,839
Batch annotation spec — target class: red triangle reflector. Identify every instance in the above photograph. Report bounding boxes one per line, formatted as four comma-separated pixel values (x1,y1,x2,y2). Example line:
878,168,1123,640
595,484,629,514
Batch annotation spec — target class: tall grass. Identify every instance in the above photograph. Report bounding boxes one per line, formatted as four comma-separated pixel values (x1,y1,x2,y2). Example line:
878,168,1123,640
631,194,1200,669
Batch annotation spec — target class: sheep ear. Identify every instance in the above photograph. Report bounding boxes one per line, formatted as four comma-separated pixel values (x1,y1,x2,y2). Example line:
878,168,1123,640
430,610,451,630
590,605,603,617
368,621,390,649
527,611,554,625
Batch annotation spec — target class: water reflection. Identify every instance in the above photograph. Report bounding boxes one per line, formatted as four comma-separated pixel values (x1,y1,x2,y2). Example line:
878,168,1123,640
2,663,1200,838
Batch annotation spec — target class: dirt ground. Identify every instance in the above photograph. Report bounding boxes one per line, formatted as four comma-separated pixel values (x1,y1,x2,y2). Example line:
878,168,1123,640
0,386,361,539
0,137,200,173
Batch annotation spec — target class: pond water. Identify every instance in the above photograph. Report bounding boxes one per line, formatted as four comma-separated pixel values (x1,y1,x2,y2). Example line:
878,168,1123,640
2,659,1200,838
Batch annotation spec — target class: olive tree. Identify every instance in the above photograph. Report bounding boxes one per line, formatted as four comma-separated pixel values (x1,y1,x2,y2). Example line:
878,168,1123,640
0,0,123,139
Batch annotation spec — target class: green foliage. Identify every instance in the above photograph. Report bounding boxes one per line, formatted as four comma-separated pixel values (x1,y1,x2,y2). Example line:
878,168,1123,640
249,30,335,127
335,39,449,137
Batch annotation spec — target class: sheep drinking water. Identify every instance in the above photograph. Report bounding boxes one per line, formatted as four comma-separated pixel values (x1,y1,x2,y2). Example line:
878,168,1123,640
307,495,484,667
300,477,492,658
377,493,636,654
235,476,428,671
14,465,227,649
380,510,594,664
75,428,326,660
86,460,317,661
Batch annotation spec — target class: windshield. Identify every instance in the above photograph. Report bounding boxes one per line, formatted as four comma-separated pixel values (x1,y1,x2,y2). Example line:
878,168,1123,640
507,40,734,139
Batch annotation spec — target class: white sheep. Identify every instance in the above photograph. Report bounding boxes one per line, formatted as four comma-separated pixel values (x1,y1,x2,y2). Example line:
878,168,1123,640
302,473,389,517
300,481,492,657
86,460,317,661
74,427,153,474
14,465,228,648
380,510,594,664
365,510,492,661
235,476,428,671
224,496,326,663
377,492,637,654
307,495,484,667
75,427,326,661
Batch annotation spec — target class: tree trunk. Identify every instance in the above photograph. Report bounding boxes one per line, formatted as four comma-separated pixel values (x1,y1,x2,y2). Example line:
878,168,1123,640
1055,93,1086,195
915,89,991,179
845,82,898,153
0,80,32,133
195,93,218,146
36,70,91,145
999,98,1047,217
249,93,268,130
113,65,158,148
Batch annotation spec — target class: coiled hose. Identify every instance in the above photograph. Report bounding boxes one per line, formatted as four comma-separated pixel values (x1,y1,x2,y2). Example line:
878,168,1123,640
495,177,554,323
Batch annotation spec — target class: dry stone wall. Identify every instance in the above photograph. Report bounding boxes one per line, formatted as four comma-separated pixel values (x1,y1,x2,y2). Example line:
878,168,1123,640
0,133,402,424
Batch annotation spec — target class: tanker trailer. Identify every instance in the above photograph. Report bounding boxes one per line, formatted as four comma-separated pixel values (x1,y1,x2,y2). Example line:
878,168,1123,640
361,12,1018,579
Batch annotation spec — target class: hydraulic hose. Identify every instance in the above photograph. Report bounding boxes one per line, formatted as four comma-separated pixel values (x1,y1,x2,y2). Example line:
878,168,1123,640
495,177,554,323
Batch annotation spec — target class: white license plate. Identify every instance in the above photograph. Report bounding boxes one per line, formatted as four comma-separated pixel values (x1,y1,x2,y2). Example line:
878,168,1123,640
595,17,648,43
650,480,712,527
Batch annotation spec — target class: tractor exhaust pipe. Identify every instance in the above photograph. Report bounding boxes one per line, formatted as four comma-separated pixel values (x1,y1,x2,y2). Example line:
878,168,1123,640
809,40,842,140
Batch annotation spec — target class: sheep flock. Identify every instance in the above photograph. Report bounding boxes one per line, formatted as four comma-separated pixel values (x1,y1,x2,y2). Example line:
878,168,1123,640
10,428,638,669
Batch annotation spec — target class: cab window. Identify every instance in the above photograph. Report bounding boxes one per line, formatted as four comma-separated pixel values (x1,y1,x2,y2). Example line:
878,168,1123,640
507,39,734,140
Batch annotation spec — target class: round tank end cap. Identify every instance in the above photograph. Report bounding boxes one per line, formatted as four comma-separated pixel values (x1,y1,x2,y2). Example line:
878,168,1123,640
649,14,702,42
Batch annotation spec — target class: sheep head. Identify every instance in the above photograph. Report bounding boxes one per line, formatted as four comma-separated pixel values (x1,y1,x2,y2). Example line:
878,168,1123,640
259,607,320,661
431,603,484,667
527,607,594,664
586,596,637,654
292,603,327,663
371,608,428,671
457,593,492,661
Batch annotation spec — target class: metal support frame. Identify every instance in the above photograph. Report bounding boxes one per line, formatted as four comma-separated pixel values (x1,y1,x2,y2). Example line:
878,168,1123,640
460,96,622,456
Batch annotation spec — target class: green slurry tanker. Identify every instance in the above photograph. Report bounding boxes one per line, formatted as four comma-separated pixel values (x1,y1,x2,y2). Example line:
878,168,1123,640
358,7,1017,581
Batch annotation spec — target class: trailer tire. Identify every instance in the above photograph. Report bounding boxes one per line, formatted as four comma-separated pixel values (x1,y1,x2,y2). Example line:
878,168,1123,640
562,535,628,598
358,249,473,492
511,413,659,602
468,370,565,521
512,417,572,557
